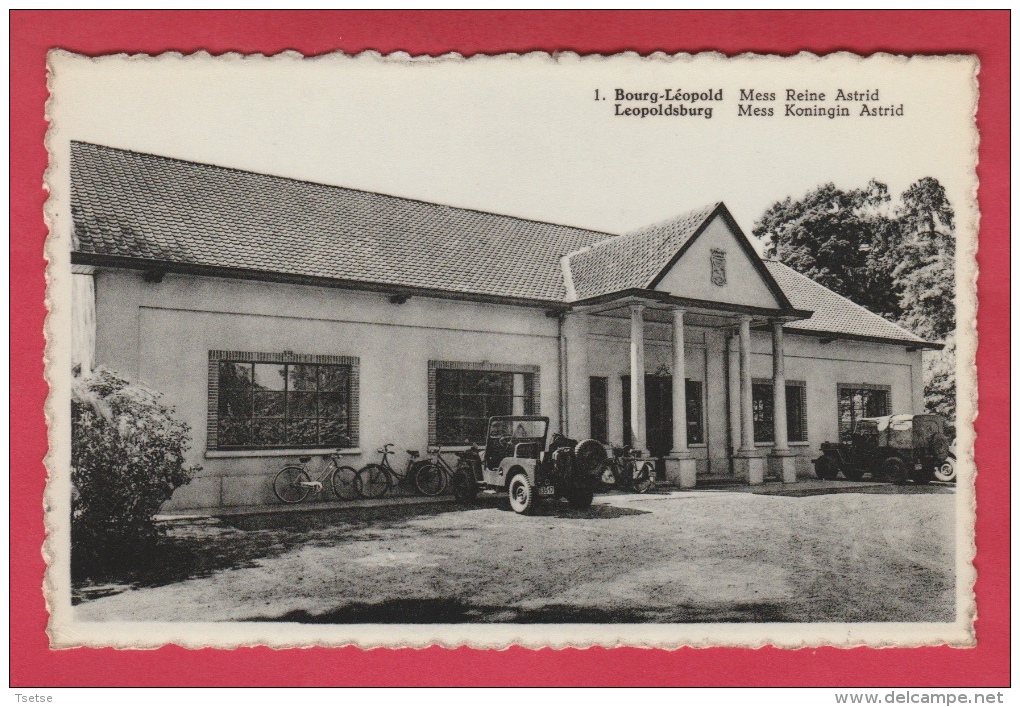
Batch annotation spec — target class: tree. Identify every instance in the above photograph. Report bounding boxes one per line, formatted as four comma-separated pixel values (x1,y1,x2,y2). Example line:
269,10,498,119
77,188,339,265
755,177,957,419
754,181,903,321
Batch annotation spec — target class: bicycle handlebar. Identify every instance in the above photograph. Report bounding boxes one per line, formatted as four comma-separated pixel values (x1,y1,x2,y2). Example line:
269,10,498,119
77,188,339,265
377,443,394,454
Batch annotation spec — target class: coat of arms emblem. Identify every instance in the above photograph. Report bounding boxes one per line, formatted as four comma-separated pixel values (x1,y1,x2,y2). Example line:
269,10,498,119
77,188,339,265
710,248,727,286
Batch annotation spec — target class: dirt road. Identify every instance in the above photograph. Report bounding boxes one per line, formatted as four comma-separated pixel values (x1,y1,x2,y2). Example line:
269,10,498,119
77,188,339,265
74,486,956,623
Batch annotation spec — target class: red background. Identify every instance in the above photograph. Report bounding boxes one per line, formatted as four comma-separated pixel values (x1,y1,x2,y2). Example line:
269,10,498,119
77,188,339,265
10,10,1010,687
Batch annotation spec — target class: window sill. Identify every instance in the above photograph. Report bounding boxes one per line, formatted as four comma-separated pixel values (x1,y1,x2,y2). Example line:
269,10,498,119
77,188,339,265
205,447,362,459
754,441,810,448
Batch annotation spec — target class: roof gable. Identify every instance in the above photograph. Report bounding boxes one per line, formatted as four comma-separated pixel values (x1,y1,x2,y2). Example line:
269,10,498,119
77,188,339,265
565,202,793,310
651,210,782,309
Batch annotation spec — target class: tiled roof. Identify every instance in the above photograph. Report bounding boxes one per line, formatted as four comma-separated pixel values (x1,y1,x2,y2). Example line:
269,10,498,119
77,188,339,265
565,203,720,300
70,142,611,303
765,261,927,344
71,142,932,346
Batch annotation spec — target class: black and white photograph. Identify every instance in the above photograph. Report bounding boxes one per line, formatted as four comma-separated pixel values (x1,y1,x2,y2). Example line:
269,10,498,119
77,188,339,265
45,50,977,648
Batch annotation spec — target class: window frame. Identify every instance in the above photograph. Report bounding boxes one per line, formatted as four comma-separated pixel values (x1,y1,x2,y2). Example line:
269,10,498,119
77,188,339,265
751,378,809,444
428,360,540,446
837,383,892,442
207,350,360,452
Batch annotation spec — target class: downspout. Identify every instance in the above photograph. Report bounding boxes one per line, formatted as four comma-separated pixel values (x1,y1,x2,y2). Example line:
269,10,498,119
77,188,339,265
558,313,568,435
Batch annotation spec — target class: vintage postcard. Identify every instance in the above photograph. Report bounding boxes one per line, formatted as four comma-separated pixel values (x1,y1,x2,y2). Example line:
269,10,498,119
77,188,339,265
44,49,978,649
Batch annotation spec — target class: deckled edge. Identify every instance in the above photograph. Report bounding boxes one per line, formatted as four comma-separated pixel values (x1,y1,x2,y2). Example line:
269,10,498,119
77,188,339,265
41,48,980,652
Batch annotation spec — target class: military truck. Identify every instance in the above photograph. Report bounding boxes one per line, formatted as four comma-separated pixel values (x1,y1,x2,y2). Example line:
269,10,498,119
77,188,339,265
813,414,950,485
449,415,606,514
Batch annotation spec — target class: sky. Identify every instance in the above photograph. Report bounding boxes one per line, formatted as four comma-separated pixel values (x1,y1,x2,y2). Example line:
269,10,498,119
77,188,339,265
48,51,978,250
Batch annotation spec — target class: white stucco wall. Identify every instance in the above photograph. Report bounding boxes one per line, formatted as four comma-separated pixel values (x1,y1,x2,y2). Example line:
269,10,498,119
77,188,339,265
93,269,561,510
91,268,925,508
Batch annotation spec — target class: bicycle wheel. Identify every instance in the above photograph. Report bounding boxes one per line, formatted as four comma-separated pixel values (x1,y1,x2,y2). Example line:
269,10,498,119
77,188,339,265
356,463,391,499
331,465,360,501
413,461,447,496
633,461,655,494
273,465,312,504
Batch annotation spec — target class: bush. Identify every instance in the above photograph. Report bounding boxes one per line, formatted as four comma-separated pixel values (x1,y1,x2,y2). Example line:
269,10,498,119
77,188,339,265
71,367,196,573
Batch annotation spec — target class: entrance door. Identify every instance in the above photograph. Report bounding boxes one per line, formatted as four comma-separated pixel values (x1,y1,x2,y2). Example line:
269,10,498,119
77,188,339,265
622,375,673,479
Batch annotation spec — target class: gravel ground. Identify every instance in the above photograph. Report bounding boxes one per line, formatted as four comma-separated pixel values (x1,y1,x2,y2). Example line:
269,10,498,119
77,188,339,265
73,486,956,624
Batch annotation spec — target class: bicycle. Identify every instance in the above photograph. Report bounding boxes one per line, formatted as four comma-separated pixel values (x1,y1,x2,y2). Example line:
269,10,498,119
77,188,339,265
356,443,441,499
414,444,483,498
598,446,656,494
273,452,360,504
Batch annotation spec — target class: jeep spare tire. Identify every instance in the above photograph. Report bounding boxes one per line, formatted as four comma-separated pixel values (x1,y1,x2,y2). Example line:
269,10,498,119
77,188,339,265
574,439,608,475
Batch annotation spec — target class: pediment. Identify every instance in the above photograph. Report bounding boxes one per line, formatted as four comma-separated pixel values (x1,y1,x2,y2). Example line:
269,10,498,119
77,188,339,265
651,211,783,309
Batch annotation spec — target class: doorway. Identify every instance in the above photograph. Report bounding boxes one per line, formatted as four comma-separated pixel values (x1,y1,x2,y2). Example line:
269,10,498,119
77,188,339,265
622,374,673,479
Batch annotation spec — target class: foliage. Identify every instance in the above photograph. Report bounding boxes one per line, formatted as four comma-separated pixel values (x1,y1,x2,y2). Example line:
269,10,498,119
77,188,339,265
923,336,957,420
754,181,903,321
754,177,956,419
71,367,196,573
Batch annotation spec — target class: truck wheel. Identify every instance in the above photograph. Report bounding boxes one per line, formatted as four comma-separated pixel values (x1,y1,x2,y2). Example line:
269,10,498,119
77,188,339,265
814,457,838,481
507,473,536,514
567,487,595,510
841,465,865,482
883,457,909,486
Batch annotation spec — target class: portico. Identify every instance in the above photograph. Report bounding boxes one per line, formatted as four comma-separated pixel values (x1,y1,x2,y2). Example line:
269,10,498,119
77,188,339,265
565,292,808,486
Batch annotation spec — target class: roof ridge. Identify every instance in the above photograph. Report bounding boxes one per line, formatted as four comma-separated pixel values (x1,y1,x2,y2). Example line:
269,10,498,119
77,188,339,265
70,140,618,239
624,200,721,237
767,261,925,342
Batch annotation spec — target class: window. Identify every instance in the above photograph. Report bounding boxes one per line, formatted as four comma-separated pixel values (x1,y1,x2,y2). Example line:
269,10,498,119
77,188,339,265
751,380,808,443
686,380,705,445
590,377,608,443
838,384,891,442
429,361,539,445
208,351,359,450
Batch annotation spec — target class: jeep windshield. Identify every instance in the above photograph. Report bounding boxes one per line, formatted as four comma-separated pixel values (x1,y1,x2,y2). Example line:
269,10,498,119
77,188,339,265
488,417,548,441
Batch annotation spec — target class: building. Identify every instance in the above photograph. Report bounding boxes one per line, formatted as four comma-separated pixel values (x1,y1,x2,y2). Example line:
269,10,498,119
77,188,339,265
68,142,940,510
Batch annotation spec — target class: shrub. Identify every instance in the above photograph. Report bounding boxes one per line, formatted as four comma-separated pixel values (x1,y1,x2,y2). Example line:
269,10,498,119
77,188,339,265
71,367,196,573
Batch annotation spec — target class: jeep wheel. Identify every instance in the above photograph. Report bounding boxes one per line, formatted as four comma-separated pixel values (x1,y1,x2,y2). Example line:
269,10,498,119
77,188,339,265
508,473,535,514
814,457,838,481
883,457,909,486
567,487,595,510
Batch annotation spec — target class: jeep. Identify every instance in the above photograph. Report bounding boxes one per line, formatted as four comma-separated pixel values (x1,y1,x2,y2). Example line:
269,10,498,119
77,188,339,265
449,415,607,514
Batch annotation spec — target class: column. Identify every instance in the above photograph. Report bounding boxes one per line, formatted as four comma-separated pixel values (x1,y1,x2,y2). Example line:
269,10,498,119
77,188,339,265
629,303,647,454
768,320,798,482
738,316,755,454
772,320,789,453
670,308,689,453
733,315,765,484
563,312,590,440
666,307,697,487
